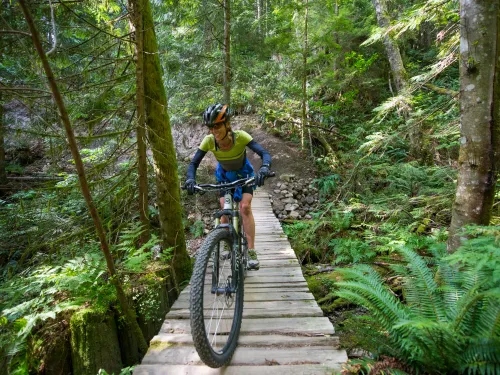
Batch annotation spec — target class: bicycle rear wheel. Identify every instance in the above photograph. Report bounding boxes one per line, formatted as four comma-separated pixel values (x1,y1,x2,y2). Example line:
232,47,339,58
190,228,244,368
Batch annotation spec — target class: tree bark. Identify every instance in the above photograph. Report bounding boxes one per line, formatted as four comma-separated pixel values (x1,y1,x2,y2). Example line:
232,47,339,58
371,0,429,161
223,0,231,105
301,0,309,150
142,0,192,283
129,0,150,244
371,0,408,93
0,98,7,185
448,0,500,252
18,0,148,356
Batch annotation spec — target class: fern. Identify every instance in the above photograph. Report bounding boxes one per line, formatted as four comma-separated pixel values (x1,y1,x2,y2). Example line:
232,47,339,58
335,238,500,374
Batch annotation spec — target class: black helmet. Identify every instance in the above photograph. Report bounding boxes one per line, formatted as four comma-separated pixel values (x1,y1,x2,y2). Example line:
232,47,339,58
203,104,230,127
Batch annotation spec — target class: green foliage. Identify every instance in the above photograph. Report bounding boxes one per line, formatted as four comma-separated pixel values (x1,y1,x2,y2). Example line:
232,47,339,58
335,235,500,374
313,174,341,201
0,247,115,373
189,220,205,239
329,238,376,265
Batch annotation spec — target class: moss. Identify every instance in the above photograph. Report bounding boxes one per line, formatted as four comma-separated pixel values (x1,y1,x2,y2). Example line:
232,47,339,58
70,308,122,375
305,275,329,300
149,340,174,350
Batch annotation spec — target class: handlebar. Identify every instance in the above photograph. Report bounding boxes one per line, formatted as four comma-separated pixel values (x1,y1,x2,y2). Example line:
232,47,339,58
181,171,276,193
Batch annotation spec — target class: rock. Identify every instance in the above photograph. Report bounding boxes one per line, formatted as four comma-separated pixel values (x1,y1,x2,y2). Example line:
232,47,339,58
289,211,300,219
305,214,312,219
273,189,281,194
285,203,299,211
280,174,295,182
306,196,315,205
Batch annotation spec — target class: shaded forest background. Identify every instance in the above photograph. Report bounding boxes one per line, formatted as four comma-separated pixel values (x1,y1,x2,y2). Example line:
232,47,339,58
0,0,499,374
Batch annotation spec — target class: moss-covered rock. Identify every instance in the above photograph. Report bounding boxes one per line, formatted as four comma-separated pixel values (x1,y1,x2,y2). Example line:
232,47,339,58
70,308,122,375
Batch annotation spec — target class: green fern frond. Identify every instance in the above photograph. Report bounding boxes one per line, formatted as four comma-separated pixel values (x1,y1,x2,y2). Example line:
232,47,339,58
461,337,500,375
397,247,447,322
336,280,409,330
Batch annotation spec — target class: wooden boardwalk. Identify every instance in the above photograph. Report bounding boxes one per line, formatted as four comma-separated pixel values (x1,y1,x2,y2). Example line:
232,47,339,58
134,190,347,374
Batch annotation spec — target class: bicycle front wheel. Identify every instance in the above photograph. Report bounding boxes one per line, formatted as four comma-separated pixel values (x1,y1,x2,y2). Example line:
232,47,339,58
190,229,244,368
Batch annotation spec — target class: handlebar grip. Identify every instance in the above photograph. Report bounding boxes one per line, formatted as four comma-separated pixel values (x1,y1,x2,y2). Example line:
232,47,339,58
269,171,276,177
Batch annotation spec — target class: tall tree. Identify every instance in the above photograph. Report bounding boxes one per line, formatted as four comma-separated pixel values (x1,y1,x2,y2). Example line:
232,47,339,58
448,0,500,251
223,0,231,104
142,0,192,283
371,0,407,93
18,0,148,356
301,0,309,150
0,99,6,185
129,0,150,244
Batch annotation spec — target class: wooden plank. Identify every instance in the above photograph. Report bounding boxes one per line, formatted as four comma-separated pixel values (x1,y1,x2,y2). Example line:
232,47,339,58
175,291,314,303
170,299,319,311
260,259,299,267
160,317,335,335
167,306,322,319
245,267,302,275
182,285,309,294
149,333,338,347
134,364,341,374
245,276,307,284
140,346,346,367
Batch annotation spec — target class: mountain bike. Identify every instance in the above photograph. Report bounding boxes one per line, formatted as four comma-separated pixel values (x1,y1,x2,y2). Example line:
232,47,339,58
184,174,273,368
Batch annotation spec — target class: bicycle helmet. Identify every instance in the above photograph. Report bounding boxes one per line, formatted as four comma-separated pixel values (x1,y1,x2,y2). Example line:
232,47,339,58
203,104,230,127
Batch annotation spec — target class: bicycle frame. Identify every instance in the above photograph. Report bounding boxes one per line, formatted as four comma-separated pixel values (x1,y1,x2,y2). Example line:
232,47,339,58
212,190,244,295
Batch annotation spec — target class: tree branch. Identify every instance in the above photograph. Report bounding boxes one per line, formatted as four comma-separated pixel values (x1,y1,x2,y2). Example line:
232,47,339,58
423,83,458,97
59,1,134,43
0,30,31,37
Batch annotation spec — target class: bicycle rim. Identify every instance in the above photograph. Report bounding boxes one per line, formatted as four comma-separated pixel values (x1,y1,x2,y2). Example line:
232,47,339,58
190,229,244,368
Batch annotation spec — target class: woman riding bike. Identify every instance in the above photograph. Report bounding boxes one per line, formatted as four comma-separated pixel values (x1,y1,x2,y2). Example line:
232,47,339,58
184,103,272,270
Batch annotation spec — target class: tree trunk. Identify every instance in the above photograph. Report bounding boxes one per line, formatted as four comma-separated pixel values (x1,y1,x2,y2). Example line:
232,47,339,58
223,0,231,105
301,0,309,150
18,0,148,356
129,0,150,244
371,0,407,93
448,0,500,252
0,98,6,185
370,0,427,160
142,0,192,283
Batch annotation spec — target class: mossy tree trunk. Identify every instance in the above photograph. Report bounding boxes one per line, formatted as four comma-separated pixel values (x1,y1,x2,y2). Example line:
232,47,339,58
448,0,500,252
19,0,148,357
142,0,192,284
129,0,150,245
371,0,426,161
371,0,408,93
0,98,6,185
223,0,231,105
301,0,308,150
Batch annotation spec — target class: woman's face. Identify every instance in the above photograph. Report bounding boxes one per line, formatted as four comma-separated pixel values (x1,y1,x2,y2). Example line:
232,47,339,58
210,122,228,141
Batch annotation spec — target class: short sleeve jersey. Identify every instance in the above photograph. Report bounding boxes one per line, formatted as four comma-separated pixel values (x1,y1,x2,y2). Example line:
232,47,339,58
199,130,253,171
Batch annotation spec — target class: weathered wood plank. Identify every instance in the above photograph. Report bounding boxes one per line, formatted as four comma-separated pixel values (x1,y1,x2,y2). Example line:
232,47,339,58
170,299,319,311
149,333,339,347
134,364,342,374
167,306,322,319
140,346,347,367
175,291,314,303
160,317,335,335
244,276,307,284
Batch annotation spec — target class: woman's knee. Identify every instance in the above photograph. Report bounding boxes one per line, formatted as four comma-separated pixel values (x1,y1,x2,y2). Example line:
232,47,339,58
240,201,252,216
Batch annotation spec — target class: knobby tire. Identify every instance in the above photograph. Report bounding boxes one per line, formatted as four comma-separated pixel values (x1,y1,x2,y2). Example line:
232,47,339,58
190,229,244,368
